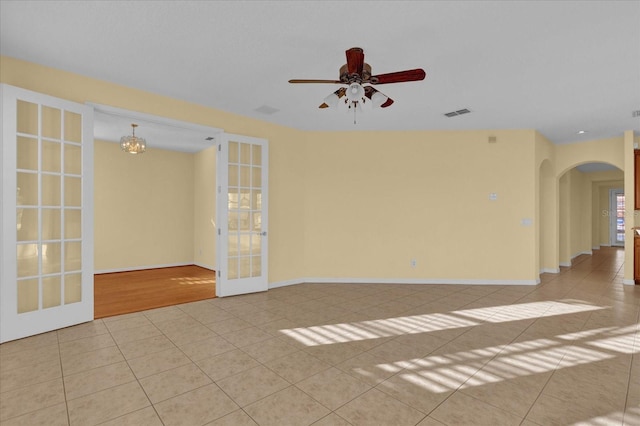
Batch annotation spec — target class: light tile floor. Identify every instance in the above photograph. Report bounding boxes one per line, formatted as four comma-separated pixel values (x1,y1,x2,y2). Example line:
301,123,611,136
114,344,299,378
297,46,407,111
1,247,639,425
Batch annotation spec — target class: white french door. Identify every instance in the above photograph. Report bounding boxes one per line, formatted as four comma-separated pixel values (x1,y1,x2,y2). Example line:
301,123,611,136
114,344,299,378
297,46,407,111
1,84,94,343
216,134,268,297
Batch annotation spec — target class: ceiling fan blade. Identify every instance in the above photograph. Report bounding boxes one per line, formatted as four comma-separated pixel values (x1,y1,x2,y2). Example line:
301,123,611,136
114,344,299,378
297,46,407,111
345,47,364,76
289,79,342,84
370,68,426,85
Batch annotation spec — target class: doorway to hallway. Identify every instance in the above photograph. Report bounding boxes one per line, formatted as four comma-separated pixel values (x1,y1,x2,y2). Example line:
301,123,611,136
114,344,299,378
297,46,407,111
610,189,625,247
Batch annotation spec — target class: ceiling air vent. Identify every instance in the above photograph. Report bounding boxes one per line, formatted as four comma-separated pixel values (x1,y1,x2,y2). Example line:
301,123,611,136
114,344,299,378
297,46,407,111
633,110,640,118
444,108,471,117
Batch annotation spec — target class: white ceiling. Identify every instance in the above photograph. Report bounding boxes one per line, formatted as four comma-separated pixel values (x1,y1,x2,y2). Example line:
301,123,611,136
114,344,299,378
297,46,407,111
1,0,639,146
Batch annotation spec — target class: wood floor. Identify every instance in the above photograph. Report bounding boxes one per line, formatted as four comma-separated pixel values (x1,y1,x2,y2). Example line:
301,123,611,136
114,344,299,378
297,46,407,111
94,265,216,319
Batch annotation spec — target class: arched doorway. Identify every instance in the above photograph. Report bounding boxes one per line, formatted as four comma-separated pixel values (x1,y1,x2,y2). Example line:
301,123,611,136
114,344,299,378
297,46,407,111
557,162,623,268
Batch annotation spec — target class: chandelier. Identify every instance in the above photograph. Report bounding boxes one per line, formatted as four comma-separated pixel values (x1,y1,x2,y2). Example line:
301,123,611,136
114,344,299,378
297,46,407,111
120,123,146,154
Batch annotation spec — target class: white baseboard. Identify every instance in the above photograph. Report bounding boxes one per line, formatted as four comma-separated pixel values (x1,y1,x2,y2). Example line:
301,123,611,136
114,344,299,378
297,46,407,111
94,262,192,274
193,262,216,272
623,279,636,286
269,276,540,289
269,278,304,289
592,246,600,250
540,268,560,274
573,250,592,258
559,262,571,267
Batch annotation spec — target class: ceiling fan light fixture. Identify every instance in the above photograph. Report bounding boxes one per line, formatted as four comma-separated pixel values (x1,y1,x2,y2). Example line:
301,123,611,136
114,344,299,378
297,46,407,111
323,92,340,108
120,123,146,154
346,83,365,102
371,91,388,108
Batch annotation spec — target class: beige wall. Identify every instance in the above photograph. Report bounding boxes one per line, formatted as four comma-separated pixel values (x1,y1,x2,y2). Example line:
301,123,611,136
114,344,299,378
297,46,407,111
94,141,194,271
2,55,635,285
193,145,217,269
302,130,538,282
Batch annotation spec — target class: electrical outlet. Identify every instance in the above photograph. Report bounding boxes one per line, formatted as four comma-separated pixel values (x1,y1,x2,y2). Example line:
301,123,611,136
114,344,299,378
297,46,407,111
410,259,417,268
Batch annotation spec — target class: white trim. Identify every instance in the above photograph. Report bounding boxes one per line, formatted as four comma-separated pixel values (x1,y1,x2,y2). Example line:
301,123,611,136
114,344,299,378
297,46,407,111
193,262,216,271
623,279,636,286
561,251,592,268
540,268,560,274
600,244,612,247
269,277,540,288
94,262,192,275
86,102,223,135
592,246,601,250
269,279,304,289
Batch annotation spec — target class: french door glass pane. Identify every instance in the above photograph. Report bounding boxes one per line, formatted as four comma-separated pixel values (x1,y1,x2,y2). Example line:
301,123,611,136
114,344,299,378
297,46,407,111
65,242,82,272
42,209,62,240
17,244,39,277
42,276,62,309
42,242,61,275
64,209,81,239
41,106,61,139
17,100,38,135
64,144,82,174
17,172,38,205
64,111,82,143
17,136,38,170
42,141,61,172
64,273,82,304
240,143,251,164
17,279,39,313
17,208,38,241
42,175,61,206
64,176,81,206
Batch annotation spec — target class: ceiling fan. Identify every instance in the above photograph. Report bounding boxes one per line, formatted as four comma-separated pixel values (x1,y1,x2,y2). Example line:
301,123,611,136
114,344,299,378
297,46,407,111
289,47,426,111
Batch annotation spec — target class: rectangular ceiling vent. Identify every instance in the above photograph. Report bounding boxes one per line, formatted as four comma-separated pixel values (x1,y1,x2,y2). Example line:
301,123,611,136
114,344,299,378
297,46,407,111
444,108,471,117
633,110,640,117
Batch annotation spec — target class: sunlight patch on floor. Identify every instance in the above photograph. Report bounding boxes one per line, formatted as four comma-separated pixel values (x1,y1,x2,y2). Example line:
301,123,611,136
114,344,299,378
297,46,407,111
279,300,604,346
170,276,216,285
372,327,637,394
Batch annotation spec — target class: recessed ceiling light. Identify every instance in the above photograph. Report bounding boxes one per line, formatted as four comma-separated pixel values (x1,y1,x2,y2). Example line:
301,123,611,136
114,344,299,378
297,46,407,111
577,130,588,134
